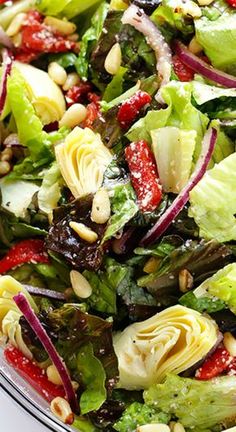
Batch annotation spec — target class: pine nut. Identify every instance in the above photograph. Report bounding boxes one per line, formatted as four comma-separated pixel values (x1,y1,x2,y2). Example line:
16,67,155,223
104,42,122,75
59,104,88,129
137,425,170,432
91,188,111,224
143,257,161,274
47,364,63,386
70,270,92,299
44,16,76,36
197,0,214,5
1,148,13,162
172,423,186,432
68,33,79,42
69,222,98,243
50,397,74,425
0,161,11,176
224,332,236,357
182,1,202,18
188,37,203,55
63,72,80,91
6,12,26,37
48,62,67,86
179,269,193,293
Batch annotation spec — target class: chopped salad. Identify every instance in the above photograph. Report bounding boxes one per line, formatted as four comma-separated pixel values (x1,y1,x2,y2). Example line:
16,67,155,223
1,0,236,431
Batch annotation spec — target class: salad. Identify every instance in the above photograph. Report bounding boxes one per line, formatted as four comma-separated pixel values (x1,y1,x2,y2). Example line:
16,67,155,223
1,0,236,431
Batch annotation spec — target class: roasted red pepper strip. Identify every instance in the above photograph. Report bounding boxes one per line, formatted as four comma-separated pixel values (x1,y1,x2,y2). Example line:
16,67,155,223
4,346,65,402
195,347,232,380
16,10,76,61
226,0,236,7
0,239,49,274
173,54,195,82
125,140,162,212
117,91,152,129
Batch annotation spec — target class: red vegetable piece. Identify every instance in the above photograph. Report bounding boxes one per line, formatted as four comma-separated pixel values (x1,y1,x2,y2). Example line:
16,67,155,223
4,345,65,402
173,54,195,82
195,347,232,380
125,140,162,212
65,83,92,106
82,102,100,128
0,239,49,274
117,91,152,129
226,0,236,7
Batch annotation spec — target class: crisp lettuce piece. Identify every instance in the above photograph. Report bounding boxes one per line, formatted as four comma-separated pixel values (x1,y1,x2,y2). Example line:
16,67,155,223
75,2,109,79
37,0,102,19
179,291,225,314
192,80,236,106
144,374,236,430
151,0,194,39
77,343,106,415
195,14,236,74
0,178,39,218
192,263,236,315
103,66,127,102
113,402,170,432
151,127,196,193
127,81,209,163
103,183,139,242
7,68,53,163
38,162,62,218
189,153,236,242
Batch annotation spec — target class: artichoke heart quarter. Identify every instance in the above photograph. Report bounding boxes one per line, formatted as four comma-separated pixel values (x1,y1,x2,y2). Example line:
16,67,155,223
15,61,66,125
113,305,218,390
55,127,113,199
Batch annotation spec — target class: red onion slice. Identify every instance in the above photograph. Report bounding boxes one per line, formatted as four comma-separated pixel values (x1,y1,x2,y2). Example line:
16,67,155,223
14,292,78,413
174,41,236,88
0,48,13,115
122,5,172,90
0,25,14,49
23,285,66,301
140,126,218,246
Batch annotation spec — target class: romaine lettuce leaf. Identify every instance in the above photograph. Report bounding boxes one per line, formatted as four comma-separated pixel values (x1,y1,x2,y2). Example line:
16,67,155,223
195,14,236,74
189,153,236,242
38,162,62,217
179,291,225,314
102,66,127,103
192,80,236,106
144,374,236,430
37,0,102,19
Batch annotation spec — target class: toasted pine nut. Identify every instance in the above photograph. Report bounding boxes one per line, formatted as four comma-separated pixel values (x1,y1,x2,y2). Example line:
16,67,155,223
70,270,92,299
104,42,122,75
47,364,63,386
197,0,214,5
224,332,236,357
69,221,98,243
50,397,74,425
143,257,161,274
59,104,88,129
44,16,76,36
137,425,170,432
182,1,202,18
179,269,193,293
12,32,22,48
48,62,67,86
0,161,11,176
68,33,79,42
63,72,80,91
172,423,186,432
6,12,26,37
91,188,111,224
1,147,13,162
188,37,203,55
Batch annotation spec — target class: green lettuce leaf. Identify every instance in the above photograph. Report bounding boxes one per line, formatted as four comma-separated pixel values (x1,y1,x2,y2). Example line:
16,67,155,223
38,162,62,217
127,81,209,162
179,291,225,314
195,12,236,74
189,152,236,242
134,235,182,258
75,2,109,80
37,0,102,19
102,66,127,103
144,374,236,430
103,183,139,242
77,343,106,415
113,402,170,432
